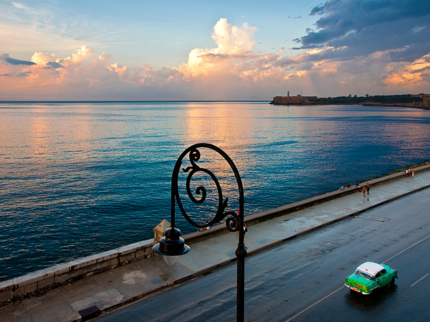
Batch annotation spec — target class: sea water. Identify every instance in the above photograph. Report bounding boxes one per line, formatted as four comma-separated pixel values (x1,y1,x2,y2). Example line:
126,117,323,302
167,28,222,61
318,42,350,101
1,101,430,281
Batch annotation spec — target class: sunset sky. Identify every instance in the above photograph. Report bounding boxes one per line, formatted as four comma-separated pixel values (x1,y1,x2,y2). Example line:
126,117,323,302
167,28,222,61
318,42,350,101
1,0,429,100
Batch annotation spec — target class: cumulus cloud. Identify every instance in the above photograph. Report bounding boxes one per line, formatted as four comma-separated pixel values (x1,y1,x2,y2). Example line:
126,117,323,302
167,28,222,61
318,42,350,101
1,12,430,100
177,18,259,79
30,52,58,65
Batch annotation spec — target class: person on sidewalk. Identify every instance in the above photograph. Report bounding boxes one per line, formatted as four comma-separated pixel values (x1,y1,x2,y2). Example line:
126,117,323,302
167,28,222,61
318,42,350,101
363,186,366,197
236,223,247,238
367,183,370,195
412,171,415,178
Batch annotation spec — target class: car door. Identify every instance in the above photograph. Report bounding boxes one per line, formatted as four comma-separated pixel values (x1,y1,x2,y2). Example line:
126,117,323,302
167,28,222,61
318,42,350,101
379,269,391,287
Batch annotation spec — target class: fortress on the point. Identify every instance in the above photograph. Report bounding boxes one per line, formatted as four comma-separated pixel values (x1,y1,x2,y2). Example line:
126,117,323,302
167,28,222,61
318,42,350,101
271,91,430,107
271,91,318,105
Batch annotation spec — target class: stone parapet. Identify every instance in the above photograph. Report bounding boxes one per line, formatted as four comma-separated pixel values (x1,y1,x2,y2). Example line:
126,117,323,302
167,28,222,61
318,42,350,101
0,239,155,306
1,163,429,305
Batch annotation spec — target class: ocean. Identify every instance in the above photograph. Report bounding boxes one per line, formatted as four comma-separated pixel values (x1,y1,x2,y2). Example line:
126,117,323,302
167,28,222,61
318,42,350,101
1,101,429,281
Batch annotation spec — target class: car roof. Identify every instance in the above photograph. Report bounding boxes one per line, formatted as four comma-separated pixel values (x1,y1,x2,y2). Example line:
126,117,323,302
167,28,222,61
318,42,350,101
356,262,385,277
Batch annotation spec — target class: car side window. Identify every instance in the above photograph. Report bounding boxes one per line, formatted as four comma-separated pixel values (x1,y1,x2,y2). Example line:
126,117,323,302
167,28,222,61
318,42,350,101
381,269,386,275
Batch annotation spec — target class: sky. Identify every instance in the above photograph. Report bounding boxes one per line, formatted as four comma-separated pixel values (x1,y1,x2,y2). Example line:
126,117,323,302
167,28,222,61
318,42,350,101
0,0,429,100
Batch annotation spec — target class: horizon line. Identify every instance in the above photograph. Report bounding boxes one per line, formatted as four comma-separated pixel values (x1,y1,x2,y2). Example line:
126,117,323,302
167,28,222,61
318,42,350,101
0,100,271,103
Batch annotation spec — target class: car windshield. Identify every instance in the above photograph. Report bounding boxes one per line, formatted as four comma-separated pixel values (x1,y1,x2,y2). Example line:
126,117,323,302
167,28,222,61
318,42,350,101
355,270,374,280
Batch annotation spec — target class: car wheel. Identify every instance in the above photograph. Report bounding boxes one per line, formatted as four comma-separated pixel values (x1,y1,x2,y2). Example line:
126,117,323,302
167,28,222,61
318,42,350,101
390,278,396,287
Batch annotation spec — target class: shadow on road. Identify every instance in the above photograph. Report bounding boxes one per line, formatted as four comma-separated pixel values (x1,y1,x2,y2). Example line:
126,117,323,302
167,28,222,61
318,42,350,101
345,284,398,310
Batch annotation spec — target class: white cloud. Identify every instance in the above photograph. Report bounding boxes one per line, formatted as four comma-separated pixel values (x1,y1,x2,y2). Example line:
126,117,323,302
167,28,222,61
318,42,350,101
412,26,425,34
12,2,25,9
31,52,58,65
178,18,260,79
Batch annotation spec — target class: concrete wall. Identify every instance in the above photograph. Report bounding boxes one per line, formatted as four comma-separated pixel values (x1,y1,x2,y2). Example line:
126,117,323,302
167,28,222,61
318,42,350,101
1,163,429,305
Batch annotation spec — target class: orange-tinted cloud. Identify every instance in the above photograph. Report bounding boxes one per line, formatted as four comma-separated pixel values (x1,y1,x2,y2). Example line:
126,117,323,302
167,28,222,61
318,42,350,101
382,54,430,88
1,18,430,100
177,18,259,80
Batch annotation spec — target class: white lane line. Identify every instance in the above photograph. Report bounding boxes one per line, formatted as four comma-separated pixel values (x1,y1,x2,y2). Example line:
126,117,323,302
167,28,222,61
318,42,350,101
410,274,428,287
286,235,430,321
383,235,430,264
284,286,344,322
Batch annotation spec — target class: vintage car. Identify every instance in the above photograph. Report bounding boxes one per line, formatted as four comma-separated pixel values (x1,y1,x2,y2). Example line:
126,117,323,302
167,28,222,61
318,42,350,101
345,262,397,295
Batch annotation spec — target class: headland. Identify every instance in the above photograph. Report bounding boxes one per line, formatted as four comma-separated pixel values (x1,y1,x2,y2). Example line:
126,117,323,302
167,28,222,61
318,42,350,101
270,92,430,109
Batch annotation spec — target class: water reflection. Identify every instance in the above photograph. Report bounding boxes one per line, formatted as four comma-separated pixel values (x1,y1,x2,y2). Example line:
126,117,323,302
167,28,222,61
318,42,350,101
0,102,430,281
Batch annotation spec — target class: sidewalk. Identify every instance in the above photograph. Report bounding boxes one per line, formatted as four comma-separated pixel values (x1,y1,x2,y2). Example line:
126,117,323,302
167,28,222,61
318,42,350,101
1,166,430,322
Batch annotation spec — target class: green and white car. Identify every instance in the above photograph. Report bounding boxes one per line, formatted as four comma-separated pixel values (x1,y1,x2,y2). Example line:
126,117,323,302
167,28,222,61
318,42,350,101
345,262,398,295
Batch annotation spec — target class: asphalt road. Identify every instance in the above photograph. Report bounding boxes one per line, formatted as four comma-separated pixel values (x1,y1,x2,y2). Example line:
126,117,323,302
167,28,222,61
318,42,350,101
98,188,430,322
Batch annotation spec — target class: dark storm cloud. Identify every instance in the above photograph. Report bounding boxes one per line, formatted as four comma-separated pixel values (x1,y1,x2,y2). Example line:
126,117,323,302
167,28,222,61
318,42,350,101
296,0,430,61
309,4,325,16
44,61,64,69
0,54,36,66
17,71,32,77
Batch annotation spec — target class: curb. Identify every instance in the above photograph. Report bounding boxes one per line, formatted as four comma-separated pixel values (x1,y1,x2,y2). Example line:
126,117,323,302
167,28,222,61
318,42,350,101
92,182,430,320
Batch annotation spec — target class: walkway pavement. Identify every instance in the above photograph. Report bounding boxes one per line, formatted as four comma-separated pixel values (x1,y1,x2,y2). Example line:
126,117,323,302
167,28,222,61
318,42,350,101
1,167,430,322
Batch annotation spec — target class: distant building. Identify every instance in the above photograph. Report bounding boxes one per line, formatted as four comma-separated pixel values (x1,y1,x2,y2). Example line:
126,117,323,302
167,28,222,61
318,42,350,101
424,96,430,106
271,91,319,105
413,93,428,98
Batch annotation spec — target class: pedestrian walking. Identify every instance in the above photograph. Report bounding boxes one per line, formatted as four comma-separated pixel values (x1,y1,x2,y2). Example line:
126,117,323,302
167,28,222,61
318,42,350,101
412,171,415,178
367,183,370,195
363,186,366,197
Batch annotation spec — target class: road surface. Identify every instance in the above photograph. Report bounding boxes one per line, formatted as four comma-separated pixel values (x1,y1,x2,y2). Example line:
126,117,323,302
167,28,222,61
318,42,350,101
98,188,430,322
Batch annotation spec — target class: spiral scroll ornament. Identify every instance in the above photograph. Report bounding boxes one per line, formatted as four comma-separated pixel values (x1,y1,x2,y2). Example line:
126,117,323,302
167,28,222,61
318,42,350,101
171,144,244,231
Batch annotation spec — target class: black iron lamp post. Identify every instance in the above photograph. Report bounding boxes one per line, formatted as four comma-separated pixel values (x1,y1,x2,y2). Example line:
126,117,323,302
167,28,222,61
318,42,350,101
153,143,247,322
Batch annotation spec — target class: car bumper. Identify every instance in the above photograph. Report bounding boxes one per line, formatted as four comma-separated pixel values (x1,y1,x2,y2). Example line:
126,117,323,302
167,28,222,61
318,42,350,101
345,283,372,295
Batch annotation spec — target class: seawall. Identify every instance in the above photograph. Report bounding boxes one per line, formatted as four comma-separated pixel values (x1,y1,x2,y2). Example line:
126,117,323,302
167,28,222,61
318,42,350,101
1,163,430,305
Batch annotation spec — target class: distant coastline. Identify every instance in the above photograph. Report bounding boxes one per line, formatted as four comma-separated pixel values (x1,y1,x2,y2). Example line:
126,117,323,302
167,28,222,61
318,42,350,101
0,100,270,104
270,93,430,109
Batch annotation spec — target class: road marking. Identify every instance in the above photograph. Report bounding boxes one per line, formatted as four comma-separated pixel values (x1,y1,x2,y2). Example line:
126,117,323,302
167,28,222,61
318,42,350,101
410,274,428,287
383,235,430,264
284,286,344,322
286,235,430,321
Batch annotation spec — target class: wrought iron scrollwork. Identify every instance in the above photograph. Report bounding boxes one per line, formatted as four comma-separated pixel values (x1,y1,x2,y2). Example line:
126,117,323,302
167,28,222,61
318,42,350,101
158,143,246,322
171,144,244,231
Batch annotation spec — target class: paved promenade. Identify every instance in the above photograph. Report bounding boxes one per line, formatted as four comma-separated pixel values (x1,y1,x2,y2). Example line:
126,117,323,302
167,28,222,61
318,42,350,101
1,166,430,322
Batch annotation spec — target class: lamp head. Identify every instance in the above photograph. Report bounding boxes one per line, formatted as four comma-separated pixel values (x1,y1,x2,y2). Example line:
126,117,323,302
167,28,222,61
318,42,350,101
153,227,190,257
